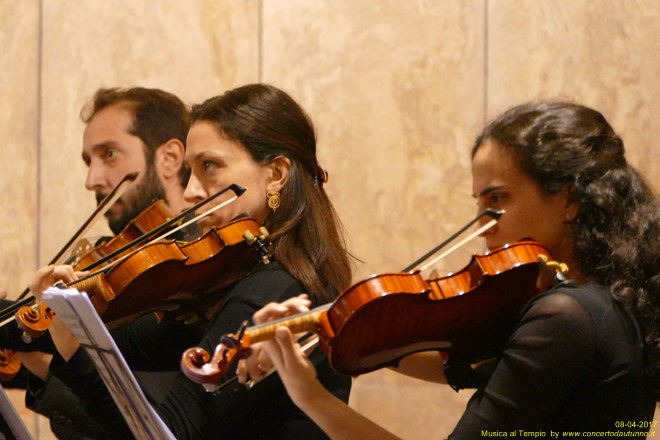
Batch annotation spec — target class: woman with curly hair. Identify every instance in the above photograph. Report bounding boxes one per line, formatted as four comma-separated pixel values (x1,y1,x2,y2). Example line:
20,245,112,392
243,101,658,438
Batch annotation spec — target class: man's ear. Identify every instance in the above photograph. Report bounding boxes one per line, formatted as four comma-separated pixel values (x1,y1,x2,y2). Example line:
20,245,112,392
154,139,185,180
266,156,292,192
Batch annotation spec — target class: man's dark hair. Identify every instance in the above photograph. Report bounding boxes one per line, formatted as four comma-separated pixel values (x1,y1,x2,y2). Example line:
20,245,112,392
81,87,190,185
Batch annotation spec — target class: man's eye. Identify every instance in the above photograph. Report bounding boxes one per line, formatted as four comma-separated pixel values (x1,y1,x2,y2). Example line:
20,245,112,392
203,161,217,171
105,149,117,159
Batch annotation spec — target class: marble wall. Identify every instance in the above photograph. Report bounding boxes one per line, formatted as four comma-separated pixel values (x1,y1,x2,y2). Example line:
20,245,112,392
0,0,657,438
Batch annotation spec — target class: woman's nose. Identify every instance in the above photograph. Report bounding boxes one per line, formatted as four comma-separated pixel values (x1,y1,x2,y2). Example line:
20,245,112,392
184,174,206,203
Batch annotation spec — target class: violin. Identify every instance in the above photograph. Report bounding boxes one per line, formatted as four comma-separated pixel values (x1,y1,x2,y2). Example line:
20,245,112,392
46,216,270,330
7,199,176,340
7,184,246,339
0,174,140,379
181,240,566,385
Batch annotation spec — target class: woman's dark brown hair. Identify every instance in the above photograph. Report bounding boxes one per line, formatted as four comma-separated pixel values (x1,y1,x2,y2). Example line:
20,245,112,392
190,84,352,302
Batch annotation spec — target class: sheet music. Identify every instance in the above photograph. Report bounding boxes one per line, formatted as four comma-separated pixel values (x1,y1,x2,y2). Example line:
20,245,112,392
0,385,33,440
42,287,175,440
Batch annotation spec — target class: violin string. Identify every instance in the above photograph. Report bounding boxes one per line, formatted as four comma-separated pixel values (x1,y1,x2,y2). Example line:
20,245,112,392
417,217,501,273
189,311,326,391
247,304,332,333
148,191,247,244
14,172,138,302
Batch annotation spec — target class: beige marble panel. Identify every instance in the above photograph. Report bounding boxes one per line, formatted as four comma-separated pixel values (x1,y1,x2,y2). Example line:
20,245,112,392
38,0,260,263
488,0,659,189
262,1,485,438
262,0,487,278
0,1,41,436
0,0,39,297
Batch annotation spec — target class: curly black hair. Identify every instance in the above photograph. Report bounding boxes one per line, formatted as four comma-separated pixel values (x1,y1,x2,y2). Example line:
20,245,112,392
473,101,659,399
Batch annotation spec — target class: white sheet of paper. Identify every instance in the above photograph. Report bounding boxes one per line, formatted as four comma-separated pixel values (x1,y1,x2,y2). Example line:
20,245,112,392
0,385,33,440
42,286,175,440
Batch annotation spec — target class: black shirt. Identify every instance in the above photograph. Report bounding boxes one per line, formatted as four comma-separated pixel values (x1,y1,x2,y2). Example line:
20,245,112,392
448,282,655,437
52,261,351,439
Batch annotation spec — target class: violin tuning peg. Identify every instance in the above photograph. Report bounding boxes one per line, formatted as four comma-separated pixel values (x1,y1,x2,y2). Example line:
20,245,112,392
243,230,256,245
220,334,238,349
258,227,269,242
206,384,221,393
236,321,249,338
21,332,32,344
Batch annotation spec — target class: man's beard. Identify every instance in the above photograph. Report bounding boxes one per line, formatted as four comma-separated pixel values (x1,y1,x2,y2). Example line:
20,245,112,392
98,165,166,235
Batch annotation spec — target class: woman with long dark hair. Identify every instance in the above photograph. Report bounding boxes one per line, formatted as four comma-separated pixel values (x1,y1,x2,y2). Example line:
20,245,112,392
29,84,353,439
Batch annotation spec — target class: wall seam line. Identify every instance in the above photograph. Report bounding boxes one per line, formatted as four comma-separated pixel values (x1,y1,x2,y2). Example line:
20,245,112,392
258,0,263,82
484,0,489,125
33,2,44,437
36,0,44,271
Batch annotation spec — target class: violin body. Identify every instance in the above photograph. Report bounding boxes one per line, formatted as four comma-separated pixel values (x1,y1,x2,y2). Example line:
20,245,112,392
73,199,174,270
322,240,549,375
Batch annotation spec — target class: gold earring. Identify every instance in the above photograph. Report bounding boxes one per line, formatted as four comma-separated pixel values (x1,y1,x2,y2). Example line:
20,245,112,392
267,190,280,212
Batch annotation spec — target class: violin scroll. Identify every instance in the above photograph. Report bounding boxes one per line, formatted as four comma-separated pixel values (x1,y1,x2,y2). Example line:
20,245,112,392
181,305,331,387
15,302,54,343
181,321,253,390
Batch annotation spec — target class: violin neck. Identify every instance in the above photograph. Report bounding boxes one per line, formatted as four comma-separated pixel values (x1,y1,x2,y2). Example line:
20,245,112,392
247,305,330,343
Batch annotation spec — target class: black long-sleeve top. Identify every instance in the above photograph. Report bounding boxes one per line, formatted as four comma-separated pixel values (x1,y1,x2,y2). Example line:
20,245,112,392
51,261,351,439
446,282,655,437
